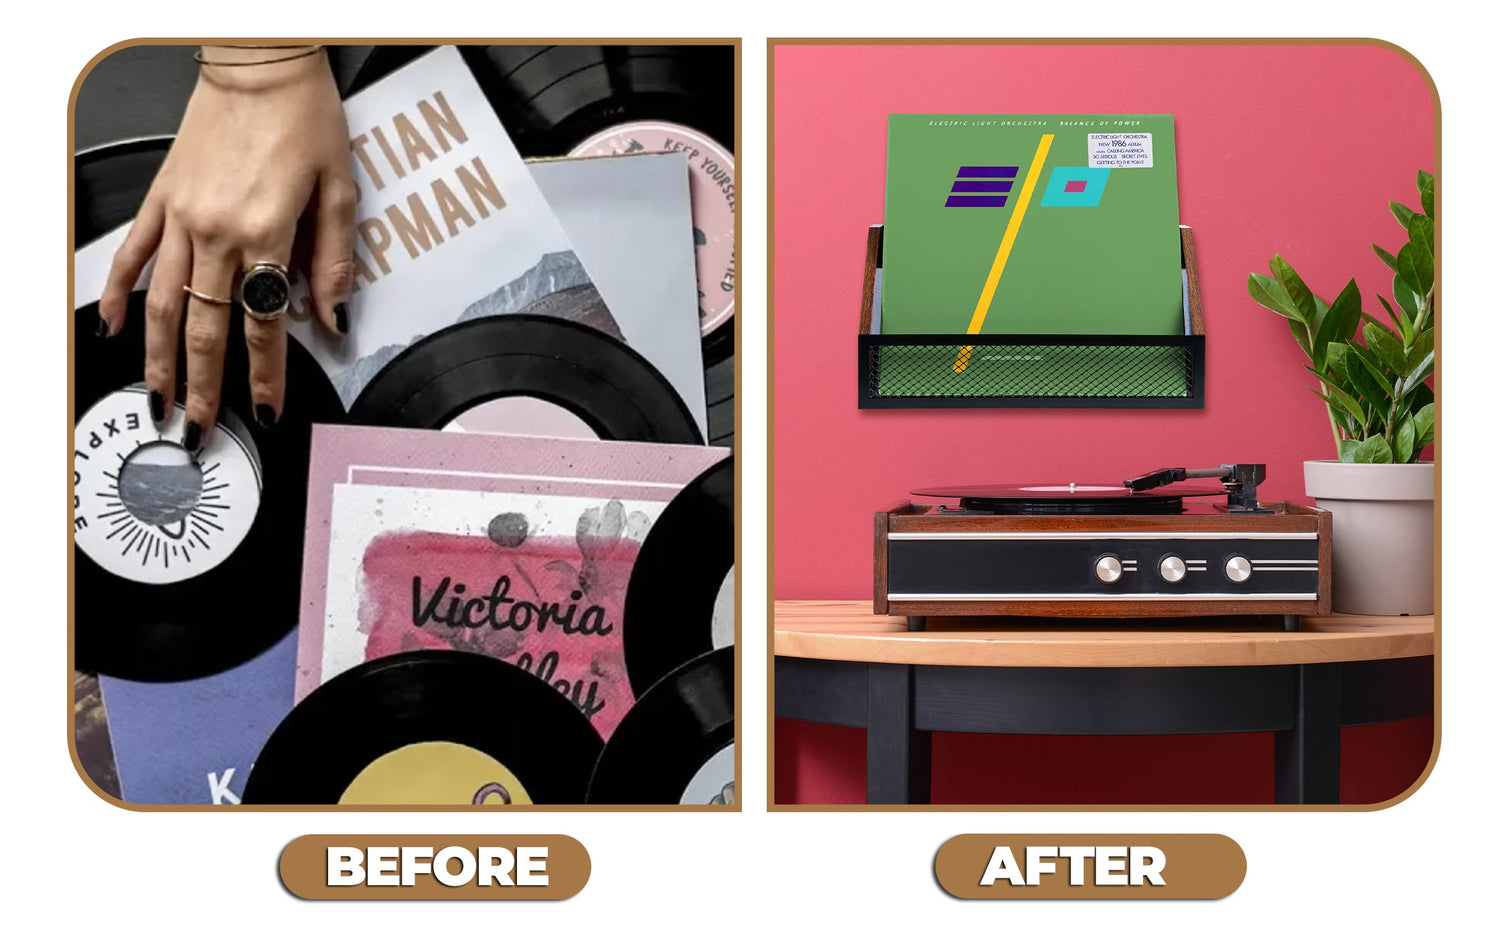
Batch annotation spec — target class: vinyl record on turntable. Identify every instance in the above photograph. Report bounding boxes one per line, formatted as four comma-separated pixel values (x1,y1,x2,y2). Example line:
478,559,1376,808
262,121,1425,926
244,650,605,805
72,296,345,681
912,482,1225,516
347,311,703,444
622,455,734,698
587,646,734,804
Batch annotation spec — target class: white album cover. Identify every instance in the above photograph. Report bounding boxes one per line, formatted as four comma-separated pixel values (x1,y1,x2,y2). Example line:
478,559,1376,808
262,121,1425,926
530,153,707,436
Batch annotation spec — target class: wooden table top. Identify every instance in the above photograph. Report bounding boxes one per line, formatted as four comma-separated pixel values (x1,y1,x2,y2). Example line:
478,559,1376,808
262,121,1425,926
774,600,1435,668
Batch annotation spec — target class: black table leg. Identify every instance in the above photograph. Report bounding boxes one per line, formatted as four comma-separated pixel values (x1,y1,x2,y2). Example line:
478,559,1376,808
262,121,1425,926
1274,663,1341,803
907,616,926,632
866,663,931,804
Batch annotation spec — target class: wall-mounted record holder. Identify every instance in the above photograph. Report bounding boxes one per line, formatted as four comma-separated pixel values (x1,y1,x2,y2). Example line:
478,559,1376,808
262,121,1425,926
858,224,1205,409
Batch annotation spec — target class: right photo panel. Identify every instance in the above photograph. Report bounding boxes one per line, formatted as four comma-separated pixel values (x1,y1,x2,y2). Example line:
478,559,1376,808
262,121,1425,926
770,40,1437,808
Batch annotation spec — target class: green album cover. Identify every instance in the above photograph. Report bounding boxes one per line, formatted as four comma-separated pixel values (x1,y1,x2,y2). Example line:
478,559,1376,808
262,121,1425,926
881,114,1182,338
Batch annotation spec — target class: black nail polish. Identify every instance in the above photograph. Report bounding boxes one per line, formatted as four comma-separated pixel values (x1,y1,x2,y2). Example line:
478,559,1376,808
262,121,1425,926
96,317,109,338
183,421,202,454
255,404,277,429
149,391,166,423
334,303,349,334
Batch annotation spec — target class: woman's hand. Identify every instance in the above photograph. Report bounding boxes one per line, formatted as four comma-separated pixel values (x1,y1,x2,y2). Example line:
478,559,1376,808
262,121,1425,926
99,46,355,450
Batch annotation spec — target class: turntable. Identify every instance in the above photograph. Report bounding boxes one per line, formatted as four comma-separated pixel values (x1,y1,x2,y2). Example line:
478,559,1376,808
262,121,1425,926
874,464,1330,630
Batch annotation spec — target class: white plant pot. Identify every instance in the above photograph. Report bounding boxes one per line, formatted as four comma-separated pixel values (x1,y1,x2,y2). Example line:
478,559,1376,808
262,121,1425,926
1303,461,1435,616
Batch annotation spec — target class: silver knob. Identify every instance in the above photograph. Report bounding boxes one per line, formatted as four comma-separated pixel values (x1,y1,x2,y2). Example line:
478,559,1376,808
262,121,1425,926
1095,555,1123,583
1159,555,1186,583
1225,556,1253,583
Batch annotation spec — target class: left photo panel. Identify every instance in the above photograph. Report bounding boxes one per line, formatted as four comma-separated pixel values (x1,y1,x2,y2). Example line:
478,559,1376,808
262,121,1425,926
69,42,738,809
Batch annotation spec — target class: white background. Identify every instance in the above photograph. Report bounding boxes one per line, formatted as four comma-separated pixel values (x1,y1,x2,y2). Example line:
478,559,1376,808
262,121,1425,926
17,2,1497,923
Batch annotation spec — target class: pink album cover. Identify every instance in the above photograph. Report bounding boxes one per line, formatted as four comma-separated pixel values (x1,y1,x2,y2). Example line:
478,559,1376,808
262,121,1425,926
297,424,728,738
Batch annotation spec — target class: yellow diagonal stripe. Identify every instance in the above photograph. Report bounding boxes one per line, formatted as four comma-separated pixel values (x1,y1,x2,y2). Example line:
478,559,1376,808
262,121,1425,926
954,133,1054,372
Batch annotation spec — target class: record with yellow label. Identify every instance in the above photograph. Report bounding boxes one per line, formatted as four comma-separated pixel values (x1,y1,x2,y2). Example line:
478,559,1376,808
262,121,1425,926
243,650,603,805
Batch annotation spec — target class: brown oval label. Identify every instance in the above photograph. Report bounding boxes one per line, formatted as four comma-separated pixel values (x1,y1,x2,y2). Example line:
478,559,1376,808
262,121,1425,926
279,834,589,900
935,834,1245,899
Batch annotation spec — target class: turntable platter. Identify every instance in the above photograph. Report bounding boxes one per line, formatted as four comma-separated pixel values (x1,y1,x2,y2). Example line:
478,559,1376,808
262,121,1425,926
911,482,1224,516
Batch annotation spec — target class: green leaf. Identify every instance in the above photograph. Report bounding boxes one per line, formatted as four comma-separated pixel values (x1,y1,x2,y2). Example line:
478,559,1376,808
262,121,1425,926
1401,350,1435,395
1408,329,1434,367
1270,255,1316,323
1376,294,1414,341
1305,370,1368,427
1390,199,1416,231
1312,279,1360,371
1372,243,1400,272
1247,272,1302,320
1393,415,1416,463
1348,342,1395,399
1418,170,1434,217
1393,274,1419,320
1353,434,1394,464
1338,439,1360,463
1364,321,1410,377
1326,341,1353,384
1287,316,1313,360
1408,213,1434,259
1396,242,1435,298
1413,403,1435,449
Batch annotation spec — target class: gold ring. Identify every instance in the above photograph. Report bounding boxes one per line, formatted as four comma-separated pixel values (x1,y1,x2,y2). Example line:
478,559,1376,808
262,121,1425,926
183,285,234,306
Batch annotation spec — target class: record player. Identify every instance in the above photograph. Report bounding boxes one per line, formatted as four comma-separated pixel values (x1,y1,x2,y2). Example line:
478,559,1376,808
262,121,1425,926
874,464,1330,630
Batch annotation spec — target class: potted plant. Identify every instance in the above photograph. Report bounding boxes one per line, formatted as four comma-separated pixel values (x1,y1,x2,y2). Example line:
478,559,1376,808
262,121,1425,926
1246,170,1435,616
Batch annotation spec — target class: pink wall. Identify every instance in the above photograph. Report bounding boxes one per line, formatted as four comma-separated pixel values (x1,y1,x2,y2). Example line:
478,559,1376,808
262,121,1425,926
773,43,1436,601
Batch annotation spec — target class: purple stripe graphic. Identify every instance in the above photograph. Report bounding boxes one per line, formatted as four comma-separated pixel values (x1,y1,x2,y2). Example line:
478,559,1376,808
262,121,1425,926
950,180,1014,193
945,195,1008,207
957,166,1020,178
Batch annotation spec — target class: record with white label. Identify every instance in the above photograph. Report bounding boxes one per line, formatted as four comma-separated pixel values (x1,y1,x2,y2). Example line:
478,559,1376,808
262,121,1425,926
244,650,604,805
72,295,344,681
586,647,734,804
347,312,702,444
622,455,734,698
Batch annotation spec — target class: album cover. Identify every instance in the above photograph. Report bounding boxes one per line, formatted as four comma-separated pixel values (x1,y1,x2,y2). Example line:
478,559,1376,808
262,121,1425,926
880,114,1182,336
296,424,729,739
529,152,707,437
97,632,297,805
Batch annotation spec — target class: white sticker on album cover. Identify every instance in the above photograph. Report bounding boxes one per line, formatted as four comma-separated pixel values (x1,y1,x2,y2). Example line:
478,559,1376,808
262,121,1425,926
72,387,262,584
1088,133,1154,168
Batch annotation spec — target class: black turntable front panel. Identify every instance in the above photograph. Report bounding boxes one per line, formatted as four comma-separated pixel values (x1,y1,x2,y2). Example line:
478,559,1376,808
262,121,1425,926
885,533,1321,602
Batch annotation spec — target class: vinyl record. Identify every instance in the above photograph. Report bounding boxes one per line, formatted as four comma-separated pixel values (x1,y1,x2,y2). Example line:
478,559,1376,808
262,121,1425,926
912,482,1222,516
244,650,605,805
73,295,345,681
465,45,734,156
622,456,733,698
586,646,734,804
75,136,171,244
348,312,703,444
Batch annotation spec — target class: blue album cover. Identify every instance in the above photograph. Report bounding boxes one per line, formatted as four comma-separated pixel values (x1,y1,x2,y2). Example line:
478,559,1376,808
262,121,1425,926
97,631,297,805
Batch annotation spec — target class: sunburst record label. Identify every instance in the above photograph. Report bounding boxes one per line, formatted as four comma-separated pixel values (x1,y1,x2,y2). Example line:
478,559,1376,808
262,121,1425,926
73,386,261,584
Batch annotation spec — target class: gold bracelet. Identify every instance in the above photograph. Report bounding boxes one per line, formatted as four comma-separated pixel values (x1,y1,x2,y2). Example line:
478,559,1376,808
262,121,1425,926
194,45,324,67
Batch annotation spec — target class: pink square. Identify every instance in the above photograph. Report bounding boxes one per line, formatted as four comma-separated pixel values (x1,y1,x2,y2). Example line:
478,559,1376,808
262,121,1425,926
1065,179,1088,193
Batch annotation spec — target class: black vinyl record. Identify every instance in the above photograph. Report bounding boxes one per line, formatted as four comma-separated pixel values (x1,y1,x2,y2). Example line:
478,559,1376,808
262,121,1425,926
623,456,733,698
464,45,734,157
244,650,604,805
912,482,1223,516
75,136,170,245
587,646,734,804
73,295,345,681
348,312,703,444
